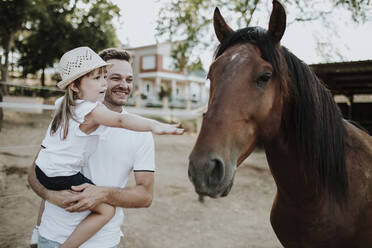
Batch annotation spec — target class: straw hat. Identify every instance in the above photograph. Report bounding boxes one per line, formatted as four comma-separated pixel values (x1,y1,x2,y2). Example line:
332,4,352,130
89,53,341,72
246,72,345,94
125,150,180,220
57,46,111,89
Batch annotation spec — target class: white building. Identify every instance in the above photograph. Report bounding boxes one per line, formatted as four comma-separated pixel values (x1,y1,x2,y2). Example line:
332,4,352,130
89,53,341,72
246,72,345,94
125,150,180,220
124,42,208,109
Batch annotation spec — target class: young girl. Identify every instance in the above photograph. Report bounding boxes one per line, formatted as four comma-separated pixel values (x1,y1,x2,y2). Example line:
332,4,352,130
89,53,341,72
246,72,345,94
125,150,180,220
34,46,183,248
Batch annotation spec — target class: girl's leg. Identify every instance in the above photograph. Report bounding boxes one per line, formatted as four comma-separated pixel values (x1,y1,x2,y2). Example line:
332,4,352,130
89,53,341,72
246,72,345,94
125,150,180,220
59,203,115,248
30,200,45,248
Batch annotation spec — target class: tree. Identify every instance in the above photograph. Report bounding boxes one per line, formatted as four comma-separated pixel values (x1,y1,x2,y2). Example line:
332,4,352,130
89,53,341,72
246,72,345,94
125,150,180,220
16,0,120,86
156,0,214,71
187,57,204,72
70,0,120,52
0,0,36,84
17,0,73,86
156,0,371,71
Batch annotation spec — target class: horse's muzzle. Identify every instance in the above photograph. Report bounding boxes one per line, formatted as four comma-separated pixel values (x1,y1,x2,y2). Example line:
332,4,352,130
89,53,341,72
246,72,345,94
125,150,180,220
188,157,233,198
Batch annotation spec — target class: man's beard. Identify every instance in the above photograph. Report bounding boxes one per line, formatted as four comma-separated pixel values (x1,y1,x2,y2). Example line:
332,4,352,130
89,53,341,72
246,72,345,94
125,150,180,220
106,95,127,107
106,86,131,107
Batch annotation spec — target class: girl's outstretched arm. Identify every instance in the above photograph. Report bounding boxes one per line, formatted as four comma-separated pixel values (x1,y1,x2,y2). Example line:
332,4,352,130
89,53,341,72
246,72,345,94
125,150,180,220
87,105,184,135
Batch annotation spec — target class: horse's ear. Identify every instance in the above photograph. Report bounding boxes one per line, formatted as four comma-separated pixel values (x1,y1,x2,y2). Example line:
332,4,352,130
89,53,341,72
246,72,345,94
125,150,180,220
268,0,286,43
213,7,234,43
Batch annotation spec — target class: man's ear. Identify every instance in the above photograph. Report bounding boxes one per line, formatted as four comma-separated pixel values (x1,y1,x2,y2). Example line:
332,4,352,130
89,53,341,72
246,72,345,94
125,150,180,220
69,82,80,94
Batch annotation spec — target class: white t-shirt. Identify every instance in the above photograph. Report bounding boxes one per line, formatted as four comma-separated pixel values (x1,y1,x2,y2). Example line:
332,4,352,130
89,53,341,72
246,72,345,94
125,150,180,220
36,99,106,177
38,109,155,248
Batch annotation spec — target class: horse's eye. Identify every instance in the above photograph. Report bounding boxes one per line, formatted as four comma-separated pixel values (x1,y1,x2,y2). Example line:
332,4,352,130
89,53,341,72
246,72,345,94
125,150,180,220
256,72,272,87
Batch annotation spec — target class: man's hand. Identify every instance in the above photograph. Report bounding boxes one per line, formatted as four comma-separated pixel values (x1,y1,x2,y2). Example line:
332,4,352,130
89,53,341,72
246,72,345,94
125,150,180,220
64,183,107,212
46,190,78,209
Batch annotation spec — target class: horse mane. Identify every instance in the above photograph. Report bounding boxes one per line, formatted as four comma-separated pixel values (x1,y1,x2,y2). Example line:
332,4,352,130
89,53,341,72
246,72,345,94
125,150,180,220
215,27,348,203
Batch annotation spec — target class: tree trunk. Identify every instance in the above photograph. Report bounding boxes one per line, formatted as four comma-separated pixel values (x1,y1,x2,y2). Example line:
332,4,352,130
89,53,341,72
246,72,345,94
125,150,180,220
41,67,45,86
0,54,2,78
1,33,13,95
0,54,3,95
0,91,3,132
41,67,46,98
2,35,11,82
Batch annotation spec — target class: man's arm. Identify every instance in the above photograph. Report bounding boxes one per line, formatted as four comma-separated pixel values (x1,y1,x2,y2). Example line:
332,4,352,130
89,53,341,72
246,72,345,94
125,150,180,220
65,171,154,212
105,171,154,208
65,131,156,212
28,148,77,208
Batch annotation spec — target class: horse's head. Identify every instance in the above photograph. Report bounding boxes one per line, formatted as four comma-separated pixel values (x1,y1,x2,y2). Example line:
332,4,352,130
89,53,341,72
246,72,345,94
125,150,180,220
189,0,289,198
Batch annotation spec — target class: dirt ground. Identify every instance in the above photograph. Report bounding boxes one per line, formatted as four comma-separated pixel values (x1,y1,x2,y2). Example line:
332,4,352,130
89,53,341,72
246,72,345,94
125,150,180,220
0,110,283,248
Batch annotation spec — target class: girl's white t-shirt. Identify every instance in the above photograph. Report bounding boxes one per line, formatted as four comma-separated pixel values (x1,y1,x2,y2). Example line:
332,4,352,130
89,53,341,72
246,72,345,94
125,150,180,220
35,98,107,177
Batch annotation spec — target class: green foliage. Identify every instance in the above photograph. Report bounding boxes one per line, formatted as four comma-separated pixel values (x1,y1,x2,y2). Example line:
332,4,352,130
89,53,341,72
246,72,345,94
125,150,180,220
158,86,171,99
156,0,371,70
70,0,120,50
156,0,215,71
1,0,120,85
0,1,23,32
0,0,37,82
187,57,205,72
0,0,35,47
16,0,73,81
335,0,370,23
156,0,263,71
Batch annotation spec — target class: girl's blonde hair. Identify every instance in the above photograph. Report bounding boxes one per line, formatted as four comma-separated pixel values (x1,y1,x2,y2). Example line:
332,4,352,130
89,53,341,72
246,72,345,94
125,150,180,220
50,78,82,139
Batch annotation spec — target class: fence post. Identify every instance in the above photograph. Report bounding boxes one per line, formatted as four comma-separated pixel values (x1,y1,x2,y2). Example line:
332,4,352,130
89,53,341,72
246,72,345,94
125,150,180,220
0,91,3,132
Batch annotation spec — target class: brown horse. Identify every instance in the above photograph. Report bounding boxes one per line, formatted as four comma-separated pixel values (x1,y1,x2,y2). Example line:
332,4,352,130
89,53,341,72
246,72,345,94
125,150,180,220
188,1,372,247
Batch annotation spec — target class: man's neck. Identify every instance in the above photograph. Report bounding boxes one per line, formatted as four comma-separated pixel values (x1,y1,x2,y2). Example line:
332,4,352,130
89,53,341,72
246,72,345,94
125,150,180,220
104,101,124,113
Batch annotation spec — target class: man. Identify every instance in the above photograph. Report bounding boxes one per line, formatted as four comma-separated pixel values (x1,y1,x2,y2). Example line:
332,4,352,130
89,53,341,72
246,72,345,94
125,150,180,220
28,48,155,248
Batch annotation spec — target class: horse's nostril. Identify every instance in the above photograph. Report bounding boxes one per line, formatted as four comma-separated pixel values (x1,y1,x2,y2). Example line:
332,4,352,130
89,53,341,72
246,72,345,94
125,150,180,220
207,159,224,186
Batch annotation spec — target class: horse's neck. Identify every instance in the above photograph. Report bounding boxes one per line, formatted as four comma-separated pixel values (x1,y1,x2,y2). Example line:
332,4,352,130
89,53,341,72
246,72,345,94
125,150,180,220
264,135,320,206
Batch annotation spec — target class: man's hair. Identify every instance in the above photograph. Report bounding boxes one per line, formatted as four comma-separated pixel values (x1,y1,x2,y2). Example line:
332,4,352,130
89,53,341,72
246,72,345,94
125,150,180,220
98,48,132,62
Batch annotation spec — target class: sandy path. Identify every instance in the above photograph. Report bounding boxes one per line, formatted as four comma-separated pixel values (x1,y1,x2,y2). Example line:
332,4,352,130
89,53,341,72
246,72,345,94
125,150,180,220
0,111,282,248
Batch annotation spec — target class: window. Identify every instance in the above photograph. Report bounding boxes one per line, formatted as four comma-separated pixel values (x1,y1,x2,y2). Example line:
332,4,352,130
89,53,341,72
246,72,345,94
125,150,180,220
162,56,175,71
142,55,156,70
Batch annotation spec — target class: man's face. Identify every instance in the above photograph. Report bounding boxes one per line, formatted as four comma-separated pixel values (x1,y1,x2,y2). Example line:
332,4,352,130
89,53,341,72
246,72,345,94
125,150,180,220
104,59,134,107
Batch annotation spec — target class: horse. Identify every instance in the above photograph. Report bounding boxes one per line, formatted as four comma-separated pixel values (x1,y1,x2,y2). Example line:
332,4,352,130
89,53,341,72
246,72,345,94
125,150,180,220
188,1,372,247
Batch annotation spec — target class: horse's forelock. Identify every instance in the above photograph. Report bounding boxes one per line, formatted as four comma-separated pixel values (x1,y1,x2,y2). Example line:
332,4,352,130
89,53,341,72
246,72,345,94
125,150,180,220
215,27,282,73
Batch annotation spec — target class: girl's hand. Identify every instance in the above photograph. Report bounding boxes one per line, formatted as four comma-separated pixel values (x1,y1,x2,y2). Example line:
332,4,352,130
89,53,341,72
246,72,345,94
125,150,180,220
151,122,184,135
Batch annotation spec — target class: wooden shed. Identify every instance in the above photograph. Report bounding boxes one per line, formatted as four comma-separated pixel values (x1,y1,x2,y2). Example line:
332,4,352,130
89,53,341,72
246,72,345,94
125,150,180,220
310,60,372,134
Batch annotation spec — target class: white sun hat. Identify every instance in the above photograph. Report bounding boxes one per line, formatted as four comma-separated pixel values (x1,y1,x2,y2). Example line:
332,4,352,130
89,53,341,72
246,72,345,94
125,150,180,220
57,46,111,89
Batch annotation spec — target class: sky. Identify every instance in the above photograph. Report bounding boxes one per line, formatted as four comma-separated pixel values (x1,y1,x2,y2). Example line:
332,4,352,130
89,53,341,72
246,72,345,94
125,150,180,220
111,0,372,69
